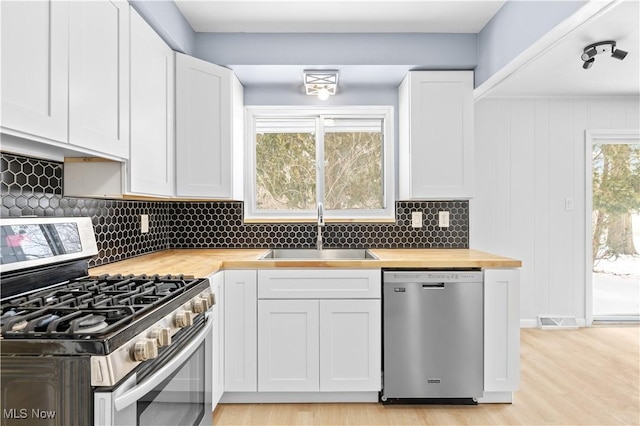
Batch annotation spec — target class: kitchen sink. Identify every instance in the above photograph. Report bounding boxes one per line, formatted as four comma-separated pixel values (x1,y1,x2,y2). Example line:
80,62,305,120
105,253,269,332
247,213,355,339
259,248,379,260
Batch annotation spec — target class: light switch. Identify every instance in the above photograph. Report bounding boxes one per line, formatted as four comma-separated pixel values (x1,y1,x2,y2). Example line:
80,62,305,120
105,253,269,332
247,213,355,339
411,211,422,228
439,211,450,228
141,214,149,233
565,198,574,211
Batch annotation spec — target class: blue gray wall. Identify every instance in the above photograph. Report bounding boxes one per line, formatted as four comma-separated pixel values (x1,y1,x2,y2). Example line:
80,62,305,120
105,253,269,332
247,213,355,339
128,0,588,96
129,0,196,54
475,0,587,87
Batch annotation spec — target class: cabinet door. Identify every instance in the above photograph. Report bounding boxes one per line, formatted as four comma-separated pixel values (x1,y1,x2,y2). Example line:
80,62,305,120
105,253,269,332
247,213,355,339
483,269,520,394
128,8,174,196
176,53,237,198
68,0,129,158
258,299,320,392
319,299,381,392
0,0,68,142
399,71,474,199
209,272,224,408
224,270,257,392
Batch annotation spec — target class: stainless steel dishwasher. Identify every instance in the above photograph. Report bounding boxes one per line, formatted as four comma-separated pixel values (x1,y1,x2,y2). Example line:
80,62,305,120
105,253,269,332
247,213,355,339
381,270,484,403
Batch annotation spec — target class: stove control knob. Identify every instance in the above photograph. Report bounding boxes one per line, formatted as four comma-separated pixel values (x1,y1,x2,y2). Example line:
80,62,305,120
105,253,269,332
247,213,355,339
192,297,209,313
174,310,194,328
132,338,158,362
207,293,216,306
150,327,172,347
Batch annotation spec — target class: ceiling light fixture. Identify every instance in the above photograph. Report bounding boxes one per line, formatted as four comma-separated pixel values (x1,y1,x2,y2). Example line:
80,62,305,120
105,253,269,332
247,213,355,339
304,70,339,100
581,40,628,69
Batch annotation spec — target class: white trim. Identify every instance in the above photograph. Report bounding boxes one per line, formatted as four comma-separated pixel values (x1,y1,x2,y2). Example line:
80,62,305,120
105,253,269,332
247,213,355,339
244,105,395,222
477,392,513,404
474,0,621,101
220,391,378,404
519,319,538,329
584,129,640,327
520,318,587,328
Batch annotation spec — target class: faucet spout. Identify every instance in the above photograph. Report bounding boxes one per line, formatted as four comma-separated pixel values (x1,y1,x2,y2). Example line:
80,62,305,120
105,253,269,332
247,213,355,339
317,203,324,250
317,202,325,226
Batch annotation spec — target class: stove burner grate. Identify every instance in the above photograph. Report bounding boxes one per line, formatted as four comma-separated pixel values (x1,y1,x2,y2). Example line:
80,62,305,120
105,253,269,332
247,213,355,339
1,274,200,340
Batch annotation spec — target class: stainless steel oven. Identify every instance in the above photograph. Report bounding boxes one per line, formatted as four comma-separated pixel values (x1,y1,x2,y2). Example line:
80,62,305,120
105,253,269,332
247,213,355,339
1,217,214,426
94,313,212,426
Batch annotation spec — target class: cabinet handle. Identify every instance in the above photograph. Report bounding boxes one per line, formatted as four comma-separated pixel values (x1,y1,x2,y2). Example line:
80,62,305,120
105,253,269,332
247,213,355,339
422,283,445,289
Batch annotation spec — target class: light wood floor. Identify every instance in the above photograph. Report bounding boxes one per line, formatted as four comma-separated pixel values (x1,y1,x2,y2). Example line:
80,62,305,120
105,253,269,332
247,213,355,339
213,326,640,425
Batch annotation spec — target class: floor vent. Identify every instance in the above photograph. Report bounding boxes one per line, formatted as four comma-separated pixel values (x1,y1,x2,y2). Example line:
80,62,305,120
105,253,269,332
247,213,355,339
537,315,578,329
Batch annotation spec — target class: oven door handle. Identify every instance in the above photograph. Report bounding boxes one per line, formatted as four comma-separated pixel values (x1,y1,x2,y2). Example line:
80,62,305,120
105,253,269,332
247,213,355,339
113,312,213,411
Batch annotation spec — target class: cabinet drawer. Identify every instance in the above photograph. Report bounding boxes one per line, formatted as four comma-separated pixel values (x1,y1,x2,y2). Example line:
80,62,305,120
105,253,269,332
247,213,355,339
258,269,381,299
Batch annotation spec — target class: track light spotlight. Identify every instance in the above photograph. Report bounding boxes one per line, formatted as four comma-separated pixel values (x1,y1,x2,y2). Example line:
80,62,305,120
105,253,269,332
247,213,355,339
581,40,628,69
581,47,597,61
582,58,595,69
611,48,628,60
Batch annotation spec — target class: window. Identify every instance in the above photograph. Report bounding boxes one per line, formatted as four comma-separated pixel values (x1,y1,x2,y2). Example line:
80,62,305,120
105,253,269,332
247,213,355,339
245,106,394,221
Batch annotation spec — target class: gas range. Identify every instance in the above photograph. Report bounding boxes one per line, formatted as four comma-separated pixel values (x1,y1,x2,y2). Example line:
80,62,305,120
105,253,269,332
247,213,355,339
0,217,214,426
1,273,213,359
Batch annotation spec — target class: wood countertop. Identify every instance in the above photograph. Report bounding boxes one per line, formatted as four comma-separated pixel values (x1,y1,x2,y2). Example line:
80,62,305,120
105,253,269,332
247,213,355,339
89,248,522,278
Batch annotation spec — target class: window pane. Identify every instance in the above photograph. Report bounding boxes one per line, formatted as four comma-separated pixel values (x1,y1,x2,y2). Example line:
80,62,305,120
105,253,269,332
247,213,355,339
324,118,384,210
255,120,316,211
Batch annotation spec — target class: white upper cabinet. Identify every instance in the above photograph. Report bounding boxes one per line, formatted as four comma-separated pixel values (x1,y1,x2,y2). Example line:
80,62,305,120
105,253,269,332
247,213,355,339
128,8,175,196
175,53,244,199
68,0,130,159
398,71,474,199
1,1,69,143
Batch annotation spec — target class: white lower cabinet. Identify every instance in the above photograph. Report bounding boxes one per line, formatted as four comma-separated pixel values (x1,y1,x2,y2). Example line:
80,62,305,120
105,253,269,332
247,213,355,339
221,267,518,404
209,272,224,410
258,299,320,392
257,299,381,393
481,268,520,403
256,269,381,394
319,299,381,392
223,270,257,392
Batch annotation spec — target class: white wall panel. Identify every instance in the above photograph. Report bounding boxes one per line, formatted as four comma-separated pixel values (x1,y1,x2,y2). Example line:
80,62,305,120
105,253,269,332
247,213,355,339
472,97,640,324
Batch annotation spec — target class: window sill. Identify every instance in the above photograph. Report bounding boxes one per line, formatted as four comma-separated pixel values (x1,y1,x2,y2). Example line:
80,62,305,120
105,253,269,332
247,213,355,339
243,217,397,224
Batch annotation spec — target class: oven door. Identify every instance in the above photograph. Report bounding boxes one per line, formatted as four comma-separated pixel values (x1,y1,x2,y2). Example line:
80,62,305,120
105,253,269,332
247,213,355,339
94,314,213,426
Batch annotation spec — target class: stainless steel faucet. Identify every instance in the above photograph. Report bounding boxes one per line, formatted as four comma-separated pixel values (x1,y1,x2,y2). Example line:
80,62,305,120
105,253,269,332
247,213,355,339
317,202,325,250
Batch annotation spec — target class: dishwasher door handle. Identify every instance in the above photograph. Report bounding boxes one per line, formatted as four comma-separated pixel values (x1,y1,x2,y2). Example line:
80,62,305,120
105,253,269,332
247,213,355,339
422,283,445,289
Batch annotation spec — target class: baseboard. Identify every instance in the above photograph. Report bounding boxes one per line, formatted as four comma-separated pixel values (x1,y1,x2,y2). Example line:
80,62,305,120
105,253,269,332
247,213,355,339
521,318,586,328
221,391,379,404
477,391,513,404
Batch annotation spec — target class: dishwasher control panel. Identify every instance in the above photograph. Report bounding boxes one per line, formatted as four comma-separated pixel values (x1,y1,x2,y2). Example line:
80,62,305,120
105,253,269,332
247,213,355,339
383,270,483,284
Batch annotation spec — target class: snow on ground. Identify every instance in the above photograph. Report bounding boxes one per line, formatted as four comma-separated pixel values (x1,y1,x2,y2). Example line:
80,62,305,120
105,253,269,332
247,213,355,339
593,255,640,316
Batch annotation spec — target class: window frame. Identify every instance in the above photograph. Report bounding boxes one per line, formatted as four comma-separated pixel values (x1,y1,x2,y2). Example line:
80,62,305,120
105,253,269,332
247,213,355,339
244,105,395,222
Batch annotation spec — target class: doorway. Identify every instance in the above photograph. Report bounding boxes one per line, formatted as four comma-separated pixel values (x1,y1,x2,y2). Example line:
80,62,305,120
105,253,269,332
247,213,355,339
586,130,640,324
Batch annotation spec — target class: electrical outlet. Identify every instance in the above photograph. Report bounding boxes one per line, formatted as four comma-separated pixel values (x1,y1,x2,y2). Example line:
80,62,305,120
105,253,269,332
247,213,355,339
141,214,149,233
439,211,450,228
411,211,422,228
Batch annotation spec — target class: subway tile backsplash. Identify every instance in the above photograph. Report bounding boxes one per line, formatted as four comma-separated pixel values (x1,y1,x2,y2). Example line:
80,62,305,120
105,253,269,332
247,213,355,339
1,152,469,267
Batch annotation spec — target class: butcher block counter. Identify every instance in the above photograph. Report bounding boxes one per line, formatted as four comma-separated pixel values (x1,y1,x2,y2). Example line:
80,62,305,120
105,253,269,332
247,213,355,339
89,248,521,277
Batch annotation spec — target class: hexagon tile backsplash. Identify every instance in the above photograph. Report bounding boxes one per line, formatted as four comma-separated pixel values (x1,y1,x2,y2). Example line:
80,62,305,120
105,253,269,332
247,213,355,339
1,152,469,267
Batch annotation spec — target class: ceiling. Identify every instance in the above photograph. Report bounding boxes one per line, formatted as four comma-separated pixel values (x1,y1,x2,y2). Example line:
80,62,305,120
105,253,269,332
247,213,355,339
485,0,640,97
173,0,639,97
174,0,506,33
